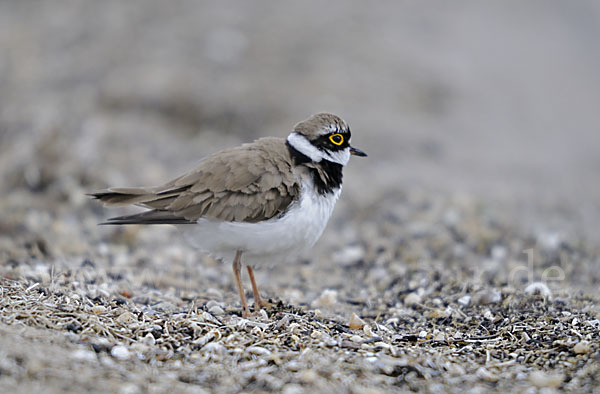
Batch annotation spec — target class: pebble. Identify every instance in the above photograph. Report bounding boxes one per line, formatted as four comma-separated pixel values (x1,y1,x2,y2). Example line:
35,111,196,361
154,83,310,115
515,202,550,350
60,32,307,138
473,288,502,305
116,311,137,325
476,367,498,382
206,288,223,299
247,346,271,356
71,349,97,362
529,371,564,388
203,342,224,354
205,300,222,309
573,341,592,354
312,289,338,308
298,369,319,384
433,332,445,342
333,245,365,266
208,305,224,315
350,335,363,343
141,333,156,346
282,383,304,394
587,319,600,328
457,295,471,306
490,245,507,261
525,282,552,298
110,345,131,360
404,292,421,306
446,363,466,376
258,309,269,320
428,308,450,319
152,302,177,313
537,232,563,252
91,305,106,314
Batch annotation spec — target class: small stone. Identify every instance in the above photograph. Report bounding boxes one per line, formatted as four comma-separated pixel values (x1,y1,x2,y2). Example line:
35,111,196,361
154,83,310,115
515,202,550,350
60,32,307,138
282,383,304,394
443,209,460,226
433,332,445,342
418,330,427,338
447,363,465,376
119,383,139,394
457,295,471,306
116,311,136,325
286,360,302,372
298,369,318,384
333,245,365,266
473,288,502,305
111,345,130,360
247,346,271,356
206,288,223,299
350,335,363,343
573,340,592,354
71,349,97,362
204,342,224,353
404,292,421,306
529,371,564,388
348,312,366,330
258,309,269,320
312,289,338,308
208,305,224,315
490,245,507,261
428,308,450,319
141,333,156,346
476,367,499,382
587,319,600,328
537,232,562,252
91,305,106,314
205,300,222,309
152,302,177,313
525,282,552,298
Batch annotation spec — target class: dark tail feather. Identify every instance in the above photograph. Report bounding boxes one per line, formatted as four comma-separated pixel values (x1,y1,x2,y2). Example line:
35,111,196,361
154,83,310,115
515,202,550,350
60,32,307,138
88,188,153,207
100,210,195,225
88,186,189,208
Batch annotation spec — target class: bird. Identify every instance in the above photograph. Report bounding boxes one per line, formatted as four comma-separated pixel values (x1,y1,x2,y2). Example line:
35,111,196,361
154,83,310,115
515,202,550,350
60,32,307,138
90,113,366,317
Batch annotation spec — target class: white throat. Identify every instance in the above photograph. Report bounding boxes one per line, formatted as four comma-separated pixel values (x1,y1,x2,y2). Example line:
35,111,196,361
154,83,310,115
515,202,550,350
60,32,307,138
287,132,350,165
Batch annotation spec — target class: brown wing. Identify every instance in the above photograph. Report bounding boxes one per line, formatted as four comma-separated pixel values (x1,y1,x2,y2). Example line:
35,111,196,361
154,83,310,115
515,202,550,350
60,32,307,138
90,137,301,224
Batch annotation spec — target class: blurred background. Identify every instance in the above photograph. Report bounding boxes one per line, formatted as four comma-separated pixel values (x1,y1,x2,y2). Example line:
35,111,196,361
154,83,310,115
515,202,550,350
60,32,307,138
1,0,599,253
2,4,599,390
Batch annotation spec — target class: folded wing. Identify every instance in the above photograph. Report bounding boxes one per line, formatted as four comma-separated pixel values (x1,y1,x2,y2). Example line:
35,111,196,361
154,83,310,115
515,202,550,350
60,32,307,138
90,138,300,224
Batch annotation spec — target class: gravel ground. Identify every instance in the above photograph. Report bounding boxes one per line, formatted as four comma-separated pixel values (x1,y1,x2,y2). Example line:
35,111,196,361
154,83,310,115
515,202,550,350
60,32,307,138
1,2,599,393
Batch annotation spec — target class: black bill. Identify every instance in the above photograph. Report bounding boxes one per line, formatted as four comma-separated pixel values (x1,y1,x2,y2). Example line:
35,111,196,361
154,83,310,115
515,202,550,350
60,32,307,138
350,146,367,157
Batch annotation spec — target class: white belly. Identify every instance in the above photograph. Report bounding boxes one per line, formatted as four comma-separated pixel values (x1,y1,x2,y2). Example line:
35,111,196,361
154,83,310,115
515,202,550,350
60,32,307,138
179,179,341,267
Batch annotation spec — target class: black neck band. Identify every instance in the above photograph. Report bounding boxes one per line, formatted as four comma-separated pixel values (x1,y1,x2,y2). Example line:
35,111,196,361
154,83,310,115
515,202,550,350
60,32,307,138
286,141,343,195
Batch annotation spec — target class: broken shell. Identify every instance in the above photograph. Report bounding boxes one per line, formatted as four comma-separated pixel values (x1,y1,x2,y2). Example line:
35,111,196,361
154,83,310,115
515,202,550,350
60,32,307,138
348,313,366,330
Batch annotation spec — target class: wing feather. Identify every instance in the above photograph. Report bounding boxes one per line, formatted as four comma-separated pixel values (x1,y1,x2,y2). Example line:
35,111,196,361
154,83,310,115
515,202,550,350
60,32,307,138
90,137,300,224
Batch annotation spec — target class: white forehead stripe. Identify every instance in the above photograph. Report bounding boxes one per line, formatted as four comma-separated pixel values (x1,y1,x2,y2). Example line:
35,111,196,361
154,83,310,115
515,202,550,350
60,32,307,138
287,132,350,165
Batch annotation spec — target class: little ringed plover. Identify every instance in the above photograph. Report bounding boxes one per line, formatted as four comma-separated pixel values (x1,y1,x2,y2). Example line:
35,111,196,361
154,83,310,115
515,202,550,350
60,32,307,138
90,113,366,317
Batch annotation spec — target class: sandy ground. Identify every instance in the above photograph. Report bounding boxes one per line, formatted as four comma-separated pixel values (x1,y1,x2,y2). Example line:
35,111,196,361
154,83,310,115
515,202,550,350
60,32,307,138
1,2,599,393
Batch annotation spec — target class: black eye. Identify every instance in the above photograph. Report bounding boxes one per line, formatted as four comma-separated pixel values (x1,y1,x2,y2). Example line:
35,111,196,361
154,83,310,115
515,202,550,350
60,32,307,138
329,133,344,146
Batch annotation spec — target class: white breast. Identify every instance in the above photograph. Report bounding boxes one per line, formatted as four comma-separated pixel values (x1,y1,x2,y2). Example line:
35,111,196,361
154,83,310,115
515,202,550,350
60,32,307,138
179,178,341,267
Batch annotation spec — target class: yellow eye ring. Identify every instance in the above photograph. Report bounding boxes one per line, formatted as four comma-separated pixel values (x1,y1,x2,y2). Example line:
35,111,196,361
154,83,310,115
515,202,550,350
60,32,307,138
329,133,344,146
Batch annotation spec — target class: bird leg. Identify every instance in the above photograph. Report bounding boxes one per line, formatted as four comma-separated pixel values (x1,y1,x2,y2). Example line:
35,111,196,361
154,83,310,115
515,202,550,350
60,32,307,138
247,265,270,311
232,250,251,317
